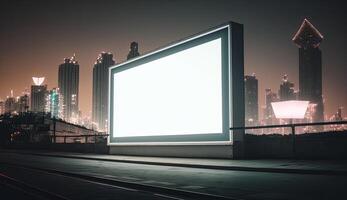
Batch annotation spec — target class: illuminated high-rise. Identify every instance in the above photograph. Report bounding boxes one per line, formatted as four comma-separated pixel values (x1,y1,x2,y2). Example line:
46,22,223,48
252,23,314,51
31,77,47,113
58,55,79,122
293,19,324,122
5,90,16,114
244,74,258,125
46,88,64,119
92,52,115,131
127,42,140,60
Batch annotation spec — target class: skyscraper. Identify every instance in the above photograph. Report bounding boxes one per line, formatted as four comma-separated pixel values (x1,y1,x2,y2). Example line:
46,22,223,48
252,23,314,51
92,52,115,131
0,100,5,115
46,88,64,119
18,94,30,113
58,55,79,122
278,74,295,101
244,74,258,125
5,90,16,114
264,88,278,125
293,19,324,122
31,77,47,113
127,42,140,60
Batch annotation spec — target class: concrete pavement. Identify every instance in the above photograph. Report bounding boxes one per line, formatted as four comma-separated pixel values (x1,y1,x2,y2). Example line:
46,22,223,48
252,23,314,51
1,149,347,199
3,149,347,175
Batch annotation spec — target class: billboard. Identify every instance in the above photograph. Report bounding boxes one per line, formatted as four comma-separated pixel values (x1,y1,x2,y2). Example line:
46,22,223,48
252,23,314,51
109,22,244,145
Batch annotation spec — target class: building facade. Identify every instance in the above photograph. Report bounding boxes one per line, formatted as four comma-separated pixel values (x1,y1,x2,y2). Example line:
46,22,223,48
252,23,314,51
293,19,324,123
278,74,295,101
264,88,278,125
5,91,16,114
58,55,79,122
31,77,47,113
92,52,115,131
0,100,4,115
46,88,64,119
18,94,30,113
244,74,258,125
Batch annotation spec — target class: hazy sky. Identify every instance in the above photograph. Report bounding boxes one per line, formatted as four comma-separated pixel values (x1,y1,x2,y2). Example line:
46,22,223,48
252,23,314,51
1,0,346,118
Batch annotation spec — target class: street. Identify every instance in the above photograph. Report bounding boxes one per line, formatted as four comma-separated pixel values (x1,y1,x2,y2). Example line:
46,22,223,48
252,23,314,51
0,151,346,199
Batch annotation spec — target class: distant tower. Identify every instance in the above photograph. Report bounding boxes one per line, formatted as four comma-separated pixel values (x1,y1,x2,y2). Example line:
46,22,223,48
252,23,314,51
31,77,47,112
46,88,64,119
18,94,30,113
5,90,16,114
264,88,278,125
292,19,324,122
0,100,4,115
58,55,79,122
244,74,258,125
278,74,295,101
127,42,140,60
92,52,115,131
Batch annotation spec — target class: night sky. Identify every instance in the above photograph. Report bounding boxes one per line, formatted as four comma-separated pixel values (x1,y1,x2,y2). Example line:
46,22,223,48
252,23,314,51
1,0,346,119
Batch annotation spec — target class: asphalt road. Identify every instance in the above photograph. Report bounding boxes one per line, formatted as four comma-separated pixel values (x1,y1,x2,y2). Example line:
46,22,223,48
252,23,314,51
0,151,346,200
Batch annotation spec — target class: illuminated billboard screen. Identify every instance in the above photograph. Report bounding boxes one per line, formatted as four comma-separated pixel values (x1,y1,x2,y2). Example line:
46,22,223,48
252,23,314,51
109,24,236,144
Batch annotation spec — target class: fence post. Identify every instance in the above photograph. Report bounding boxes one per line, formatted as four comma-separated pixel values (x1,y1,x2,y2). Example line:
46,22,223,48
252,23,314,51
53,117,56,144
290,119,296,158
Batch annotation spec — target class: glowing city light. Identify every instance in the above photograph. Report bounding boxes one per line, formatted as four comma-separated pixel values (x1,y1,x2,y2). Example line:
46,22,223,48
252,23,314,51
271,100,309,119
32,77,45,86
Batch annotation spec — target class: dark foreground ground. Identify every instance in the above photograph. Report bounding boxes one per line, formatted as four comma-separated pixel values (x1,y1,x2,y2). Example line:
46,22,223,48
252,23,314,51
1,149,347,200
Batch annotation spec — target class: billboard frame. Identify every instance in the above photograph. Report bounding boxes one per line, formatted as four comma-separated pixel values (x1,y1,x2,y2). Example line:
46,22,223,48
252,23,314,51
108,21,244,147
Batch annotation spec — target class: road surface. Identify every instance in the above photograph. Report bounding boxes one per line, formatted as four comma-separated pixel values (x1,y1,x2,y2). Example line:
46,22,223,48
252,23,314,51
0,150,346,200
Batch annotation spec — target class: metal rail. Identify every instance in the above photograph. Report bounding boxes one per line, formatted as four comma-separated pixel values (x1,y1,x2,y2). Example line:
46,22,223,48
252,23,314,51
230,120,347,130
230,120,347,157
52,134,109,144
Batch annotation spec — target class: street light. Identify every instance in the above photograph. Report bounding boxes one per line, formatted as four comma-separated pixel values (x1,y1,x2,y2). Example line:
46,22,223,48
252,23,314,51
271,100,309,157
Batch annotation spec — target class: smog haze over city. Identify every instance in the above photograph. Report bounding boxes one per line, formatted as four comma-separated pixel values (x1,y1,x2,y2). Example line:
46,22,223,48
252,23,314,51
1,0,346,119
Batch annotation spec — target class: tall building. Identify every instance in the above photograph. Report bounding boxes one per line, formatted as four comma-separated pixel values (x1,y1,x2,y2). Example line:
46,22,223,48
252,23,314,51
335,107,343,121
31,77,47,112
278,74,295,101
244,74,258,125
18,94,30,113
0,99,4,115
264,88,278,125
5,90,16,114
127,42,140,60
58,55,79,122
293,19,324,122
92,52,115,131
46,88,64,119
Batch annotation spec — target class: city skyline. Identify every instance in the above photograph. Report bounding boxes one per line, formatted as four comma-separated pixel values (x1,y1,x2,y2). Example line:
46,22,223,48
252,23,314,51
0,0,346,119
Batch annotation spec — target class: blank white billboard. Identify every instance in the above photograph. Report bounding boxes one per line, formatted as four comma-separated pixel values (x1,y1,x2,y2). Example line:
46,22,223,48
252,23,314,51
113,38,223,137
108,23,242,145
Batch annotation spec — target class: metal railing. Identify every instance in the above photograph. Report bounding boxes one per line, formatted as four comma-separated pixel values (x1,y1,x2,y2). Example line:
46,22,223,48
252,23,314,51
51,134,109,144
49,121,347,156
230,120,347,156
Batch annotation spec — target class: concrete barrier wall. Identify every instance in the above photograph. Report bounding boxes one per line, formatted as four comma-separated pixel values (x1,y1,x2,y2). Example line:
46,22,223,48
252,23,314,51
109,145,233,158
245,132,347,159
6,143,109,154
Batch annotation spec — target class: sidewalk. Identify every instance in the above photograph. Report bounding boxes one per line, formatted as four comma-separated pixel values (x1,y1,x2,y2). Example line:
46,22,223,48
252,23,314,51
3,149,347,176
